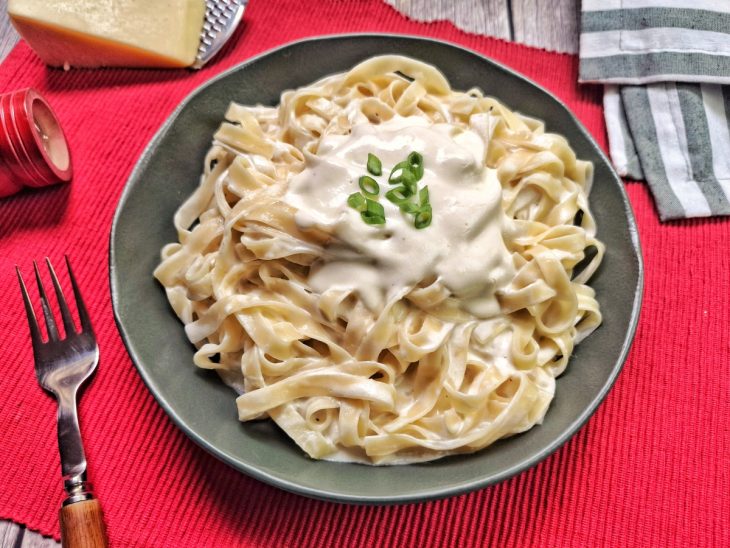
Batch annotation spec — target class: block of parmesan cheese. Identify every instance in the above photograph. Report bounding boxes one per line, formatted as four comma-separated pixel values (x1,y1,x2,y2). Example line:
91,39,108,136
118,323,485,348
8,0,206,68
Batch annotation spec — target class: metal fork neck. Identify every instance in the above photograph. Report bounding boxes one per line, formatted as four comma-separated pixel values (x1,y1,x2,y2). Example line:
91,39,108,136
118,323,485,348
63,472,94,506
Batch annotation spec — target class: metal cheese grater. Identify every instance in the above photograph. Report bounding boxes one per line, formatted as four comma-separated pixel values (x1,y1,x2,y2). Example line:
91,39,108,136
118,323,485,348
193,0,247,69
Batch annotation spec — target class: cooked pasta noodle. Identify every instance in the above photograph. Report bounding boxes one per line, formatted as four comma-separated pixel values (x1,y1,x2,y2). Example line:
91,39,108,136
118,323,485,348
154,55,604,464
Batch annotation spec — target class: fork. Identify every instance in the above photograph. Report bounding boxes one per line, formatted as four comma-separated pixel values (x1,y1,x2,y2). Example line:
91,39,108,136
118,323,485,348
17,257,109,548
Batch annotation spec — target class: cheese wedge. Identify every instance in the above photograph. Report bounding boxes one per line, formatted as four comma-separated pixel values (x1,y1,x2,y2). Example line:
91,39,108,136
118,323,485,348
8,0,206,68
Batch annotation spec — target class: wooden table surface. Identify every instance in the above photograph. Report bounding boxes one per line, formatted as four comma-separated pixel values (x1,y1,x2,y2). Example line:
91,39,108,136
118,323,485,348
0,0,578,545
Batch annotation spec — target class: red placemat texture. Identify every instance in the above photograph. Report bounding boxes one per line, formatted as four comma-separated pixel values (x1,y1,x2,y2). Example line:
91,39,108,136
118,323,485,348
1,0,728,546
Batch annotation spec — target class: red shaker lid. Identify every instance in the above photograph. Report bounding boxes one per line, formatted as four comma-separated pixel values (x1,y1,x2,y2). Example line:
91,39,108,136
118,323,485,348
0,88,72,198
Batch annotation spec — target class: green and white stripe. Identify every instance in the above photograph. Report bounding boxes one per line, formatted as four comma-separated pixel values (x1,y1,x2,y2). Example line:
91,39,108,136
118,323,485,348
580,5,730,84
618,84,730,220
603,86,644,180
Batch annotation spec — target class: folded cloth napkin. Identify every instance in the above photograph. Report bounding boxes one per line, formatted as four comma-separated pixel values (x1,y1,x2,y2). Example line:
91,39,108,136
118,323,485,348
579,0,730,220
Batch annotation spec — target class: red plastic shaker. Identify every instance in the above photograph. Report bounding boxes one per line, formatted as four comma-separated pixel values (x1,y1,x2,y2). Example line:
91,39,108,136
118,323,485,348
0,88,72,198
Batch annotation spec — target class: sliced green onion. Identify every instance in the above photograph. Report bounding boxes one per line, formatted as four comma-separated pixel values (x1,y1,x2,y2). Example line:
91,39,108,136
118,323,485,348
388,161,414,185
362,214,386,225
406,178,418,197
408,151,423,167
347,192,367,212
399,202,420,214
408,151,424,180
359,176,380,198
389,160,409,178
353,152,430,227
366,198,385,215
389,161,417,194
414,207,432,229
361,199,386,225
419,185,430,207
385,185,413,204
367,153,382,176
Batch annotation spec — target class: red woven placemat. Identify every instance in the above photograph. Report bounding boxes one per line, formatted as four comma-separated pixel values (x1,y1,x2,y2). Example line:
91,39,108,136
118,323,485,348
1,1,728,546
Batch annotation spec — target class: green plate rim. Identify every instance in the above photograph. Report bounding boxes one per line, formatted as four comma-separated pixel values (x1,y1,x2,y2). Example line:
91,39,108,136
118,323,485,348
109,33,644,504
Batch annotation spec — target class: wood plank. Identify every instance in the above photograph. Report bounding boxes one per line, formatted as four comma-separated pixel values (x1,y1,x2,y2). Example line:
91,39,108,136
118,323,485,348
385,0,512,41
0,0,19,62
387,0,579,53
0,521,23,546
0,521,58,548
20,531,58,548
511,0,580,53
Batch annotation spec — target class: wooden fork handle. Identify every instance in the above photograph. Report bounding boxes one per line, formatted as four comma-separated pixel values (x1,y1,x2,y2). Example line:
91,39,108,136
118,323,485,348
60,499,109,548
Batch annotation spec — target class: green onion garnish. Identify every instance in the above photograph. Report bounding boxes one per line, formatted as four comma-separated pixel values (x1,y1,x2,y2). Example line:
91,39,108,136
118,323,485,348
367,153,382,176
388,161,414,185
385,185,413,204
347,192,367,212
414,206,432,229
351,152,429,227
359,176,380,198
419,185,430,207
366,198,385,215
408,152,424,180
362,214,386,225
404,176,418,197
400,202,420,214
361,198,386,225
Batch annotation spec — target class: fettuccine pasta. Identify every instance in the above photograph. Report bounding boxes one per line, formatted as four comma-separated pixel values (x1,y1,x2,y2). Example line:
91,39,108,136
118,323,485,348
154,55,604,464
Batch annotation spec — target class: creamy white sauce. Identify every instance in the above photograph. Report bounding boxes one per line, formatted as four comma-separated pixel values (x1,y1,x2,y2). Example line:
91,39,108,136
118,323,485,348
283,116,515,318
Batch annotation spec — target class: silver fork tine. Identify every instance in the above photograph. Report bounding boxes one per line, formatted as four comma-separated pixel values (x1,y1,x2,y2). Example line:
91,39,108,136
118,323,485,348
33,260,60,341
46,258,77,336
16,267,43,346
65,255,92,333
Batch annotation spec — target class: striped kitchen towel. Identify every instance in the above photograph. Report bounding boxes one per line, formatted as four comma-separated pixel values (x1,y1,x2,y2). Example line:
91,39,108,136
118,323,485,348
579,0,730,220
